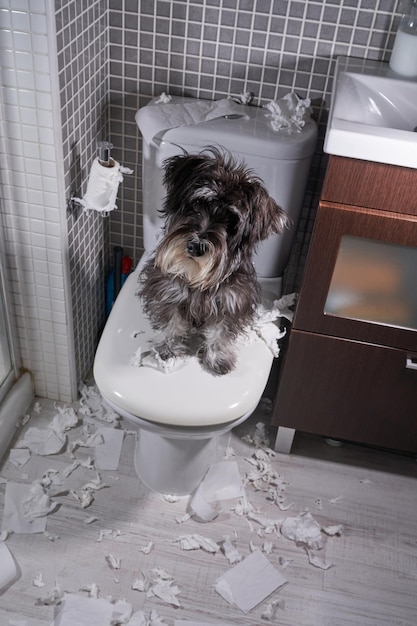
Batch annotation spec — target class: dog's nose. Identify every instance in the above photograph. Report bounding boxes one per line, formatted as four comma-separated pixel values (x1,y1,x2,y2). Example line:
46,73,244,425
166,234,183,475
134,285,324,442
187,240,206,257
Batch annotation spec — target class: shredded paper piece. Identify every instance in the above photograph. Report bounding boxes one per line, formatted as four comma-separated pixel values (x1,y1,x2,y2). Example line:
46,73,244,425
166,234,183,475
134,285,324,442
132,295,295,371
280,511,325,550
132,567,181,607
215,550,286,613
174,534,219,553
190,461,244,522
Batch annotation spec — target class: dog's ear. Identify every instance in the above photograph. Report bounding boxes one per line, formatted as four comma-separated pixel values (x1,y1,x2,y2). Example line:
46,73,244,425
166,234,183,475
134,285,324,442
243,182,291,246
163,150,197,195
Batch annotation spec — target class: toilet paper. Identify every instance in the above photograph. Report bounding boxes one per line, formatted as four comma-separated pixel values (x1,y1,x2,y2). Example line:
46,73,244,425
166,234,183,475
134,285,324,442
73,157,133,215
265,92,312,133
136,97,249,145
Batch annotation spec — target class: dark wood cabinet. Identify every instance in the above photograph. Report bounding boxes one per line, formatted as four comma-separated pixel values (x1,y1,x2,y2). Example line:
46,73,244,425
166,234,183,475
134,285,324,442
272,156,417,453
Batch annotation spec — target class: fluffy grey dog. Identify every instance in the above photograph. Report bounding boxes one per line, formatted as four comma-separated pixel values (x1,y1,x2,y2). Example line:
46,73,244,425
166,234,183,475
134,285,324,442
138,147,289,375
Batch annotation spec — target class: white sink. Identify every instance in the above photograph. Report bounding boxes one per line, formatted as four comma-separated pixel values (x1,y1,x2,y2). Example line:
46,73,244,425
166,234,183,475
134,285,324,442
324,57,417,169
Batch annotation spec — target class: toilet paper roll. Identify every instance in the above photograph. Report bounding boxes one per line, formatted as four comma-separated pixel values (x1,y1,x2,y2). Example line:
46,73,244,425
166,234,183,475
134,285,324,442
75,157,133,215
0,541,20,593
135,97,249,145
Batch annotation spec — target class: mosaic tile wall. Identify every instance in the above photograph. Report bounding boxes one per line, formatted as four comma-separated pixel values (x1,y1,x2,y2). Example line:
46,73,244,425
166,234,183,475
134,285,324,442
0,0,77,402
55,0,109,392
108,0,399,291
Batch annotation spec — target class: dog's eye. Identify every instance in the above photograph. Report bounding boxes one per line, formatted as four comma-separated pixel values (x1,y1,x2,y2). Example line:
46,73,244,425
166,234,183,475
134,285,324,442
227,217,240,237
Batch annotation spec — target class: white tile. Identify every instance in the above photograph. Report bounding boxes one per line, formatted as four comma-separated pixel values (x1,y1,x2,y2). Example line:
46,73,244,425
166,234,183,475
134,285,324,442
13,30,32,51
30,231,47,249
0,47,14,67
19,107,37,125
16,70,35,90
36,108,53,127
17,88,36,107
32,52,49,72
15,50,34,71
39,127,54,144
11,9,30,31
25,173,42,190
31,32,48,53
34,71,50,92
41,178,58,197
0,29,13,48
28,218,45,234
35,90,52,110
25,157,42,175
0,9,11,29
1,67,17,87
29,0,45,13
29,12,46,34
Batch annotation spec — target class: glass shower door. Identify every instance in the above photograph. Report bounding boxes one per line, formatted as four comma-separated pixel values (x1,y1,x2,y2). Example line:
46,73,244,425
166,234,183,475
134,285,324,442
0,267,14,404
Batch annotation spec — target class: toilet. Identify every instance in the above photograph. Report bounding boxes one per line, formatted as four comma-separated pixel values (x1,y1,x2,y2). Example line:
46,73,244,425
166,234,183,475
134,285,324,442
93,97,317,495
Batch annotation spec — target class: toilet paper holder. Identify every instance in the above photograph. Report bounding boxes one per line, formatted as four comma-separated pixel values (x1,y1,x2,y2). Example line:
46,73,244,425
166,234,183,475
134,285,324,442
97,141,113,167
69,141,133,216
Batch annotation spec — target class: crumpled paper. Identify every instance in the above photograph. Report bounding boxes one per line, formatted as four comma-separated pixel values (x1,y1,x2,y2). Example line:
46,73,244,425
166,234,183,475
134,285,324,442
17,405,79,456
2,482,49,534
173,534,219,553
265,92,311,133
280,511,324,550
132,567,181,607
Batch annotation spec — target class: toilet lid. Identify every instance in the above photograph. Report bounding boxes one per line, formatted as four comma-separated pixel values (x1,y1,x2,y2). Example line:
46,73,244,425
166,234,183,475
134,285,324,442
93,264,274,427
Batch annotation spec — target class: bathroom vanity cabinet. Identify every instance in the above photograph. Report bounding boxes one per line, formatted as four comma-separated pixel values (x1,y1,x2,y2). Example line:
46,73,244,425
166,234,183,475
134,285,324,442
272,155,417,454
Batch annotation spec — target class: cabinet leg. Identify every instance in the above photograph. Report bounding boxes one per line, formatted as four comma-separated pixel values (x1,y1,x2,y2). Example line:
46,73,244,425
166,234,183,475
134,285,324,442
274,426,295,454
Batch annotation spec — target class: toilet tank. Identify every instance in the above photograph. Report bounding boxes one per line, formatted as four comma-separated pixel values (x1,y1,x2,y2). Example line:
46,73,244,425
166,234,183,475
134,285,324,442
138,97,317,280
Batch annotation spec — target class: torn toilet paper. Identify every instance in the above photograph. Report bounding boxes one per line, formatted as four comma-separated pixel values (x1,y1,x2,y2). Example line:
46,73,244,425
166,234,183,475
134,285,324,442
189,461,244,522
214,550,287,613
94,427,124,471
72,157,133,215
52,593,115,626
131,294,296,372
2,482,48,534
265,92,312,133
136,97,249,145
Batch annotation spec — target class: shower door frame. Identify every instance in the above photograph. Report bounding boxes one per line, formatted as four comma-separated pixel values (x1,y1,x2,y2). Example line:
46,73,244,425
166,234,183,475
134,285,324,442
0,217,19,405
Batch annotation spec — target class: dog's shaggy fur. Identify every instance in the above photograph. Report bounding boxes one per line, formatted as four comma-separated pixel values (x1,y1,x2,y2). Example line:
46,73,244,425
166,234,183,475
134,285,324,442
138,147,290,375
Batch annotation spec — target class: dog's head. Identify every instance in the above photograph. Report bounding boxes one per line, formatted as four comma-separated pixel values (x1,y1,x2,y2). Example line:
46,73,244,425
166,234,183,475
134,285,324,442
153,147,290,290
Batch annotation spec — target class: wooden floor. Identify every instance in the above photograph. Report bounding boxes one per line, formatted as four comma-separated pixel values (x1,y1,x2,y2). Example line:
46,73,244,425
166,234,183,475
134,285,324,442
0,389,417,626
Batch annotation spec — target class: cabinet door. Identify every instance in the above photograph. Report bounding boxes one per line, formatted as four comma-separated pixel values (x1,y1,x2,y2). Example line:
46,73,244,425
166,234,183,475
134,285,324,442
294,203,417,352
272,329,417,453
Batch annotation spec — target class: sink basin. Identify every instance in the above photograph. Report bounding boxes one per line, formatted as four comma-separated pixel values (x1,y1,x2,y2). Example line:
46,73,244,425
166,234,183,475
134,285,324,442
324,56,417,169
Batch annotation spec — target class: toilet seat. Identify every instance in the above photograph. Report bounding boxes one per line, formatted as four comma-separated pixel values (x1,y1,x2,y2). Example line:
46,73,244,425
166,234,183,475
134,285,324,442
93,257,274,429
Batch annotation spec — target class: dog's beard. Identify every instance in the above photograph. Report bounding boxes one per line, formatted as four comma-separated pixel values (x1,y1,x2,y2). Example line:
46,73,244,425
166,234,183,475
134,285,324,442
154,229,233,290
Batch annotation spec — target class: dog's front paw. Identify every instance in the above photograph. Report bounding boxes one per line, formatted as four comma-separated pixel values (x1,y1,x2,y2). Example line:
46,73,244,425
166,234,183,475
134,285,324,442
201,346,236,376
154,340,187,361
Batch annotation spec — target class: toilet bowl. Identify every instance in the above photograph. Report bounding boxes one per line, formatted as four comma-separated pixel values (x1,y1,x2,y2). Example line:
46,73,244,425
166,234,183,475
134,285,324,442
93,96,317,494
93,255,275,494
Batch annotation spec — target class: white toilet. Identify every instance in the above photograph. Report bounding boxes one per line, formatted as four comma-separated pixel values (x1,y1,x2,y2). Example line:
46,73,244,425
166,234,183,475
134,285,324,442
93,97,317,495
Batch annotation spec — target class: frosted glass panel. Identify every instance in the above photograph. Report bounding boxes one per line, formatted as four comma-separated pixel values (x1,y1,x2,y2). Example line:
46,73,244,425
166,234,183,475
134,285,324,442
0,288,12,388
325,236,417,330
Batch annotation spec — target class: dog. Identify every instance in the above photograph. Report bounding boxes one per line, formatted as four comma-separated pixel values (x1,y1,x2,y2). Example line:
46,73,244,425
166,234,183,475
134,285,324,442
138,147,290,376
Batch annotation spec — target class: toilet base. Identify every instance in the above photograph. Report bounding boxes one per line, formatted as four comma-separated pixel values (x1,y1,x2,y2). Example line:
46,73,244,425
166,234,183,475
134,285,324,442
134,428,227,495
